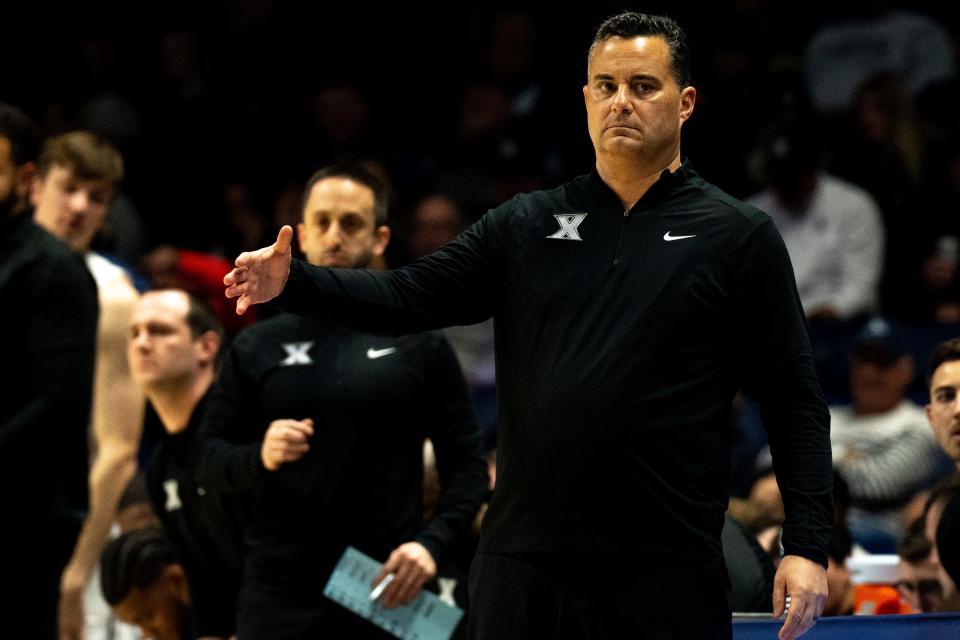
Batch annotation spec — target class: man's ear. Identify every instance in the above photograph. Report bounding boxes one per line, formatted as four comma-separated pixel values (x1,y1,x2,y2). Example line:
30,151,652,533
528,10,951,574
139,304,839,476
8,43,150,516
196,330,222,368
372,225,391,257
679,86,696,124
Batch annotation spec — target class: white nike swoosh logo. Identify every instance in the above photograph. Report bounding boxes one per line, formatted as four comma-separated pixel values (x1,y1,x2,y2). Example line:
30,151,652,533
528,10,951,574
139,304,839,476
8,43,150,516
663,231,696,241
366,347,397,359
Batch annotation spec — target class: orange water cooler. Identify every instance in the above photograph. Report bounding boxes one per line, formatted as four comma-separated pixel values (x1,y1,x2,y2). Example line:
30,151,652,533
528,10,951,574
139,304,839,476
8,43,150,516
847,554,911,615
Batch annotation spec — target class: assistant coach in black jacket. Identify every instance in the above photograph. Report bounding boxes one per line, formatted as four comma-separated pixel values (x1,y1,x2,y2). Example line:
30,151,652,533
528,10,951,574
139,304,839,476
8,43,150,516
224,12,832,640
204,164,487,639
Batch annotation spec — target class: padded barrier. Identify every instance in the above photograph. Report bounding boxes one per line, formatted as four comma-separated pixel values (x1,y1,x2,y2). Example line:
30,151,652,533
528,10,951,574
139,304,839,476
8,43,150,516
732,612,960,639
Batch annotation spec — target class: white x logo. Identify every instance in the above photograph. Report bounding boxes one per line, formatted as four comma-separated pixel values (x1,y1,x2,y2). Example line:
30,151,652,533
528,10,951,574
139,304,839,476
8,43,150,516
280,341,315,366
163,479,182,512
546,213,587,241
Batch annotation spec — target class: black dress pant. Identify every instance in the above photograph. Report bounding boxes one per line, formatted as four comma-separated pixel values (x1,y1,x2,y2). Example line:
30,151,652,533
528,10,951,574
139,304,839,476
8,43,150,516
236,583,397,640
467,552,731,640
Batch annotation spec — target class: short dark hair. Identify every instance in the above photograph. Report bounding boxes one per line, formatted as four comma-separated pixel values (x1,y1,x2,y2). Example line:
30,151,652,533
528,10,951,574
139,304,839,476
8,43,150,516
183,291,226,369
38,131,124,187
184,292,224,342
0,102,40,166
588,12,690,87
302,162,389,227
100,528,178,605
927,338,960,387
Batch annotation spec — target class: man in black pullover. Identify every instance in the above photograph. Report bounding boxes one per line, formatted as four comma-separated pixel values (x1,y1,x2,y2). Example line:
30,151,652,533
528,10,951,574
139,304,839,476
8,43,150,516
0,102,99,639
127,289,242,638
203,163,488,638
223,13,832,640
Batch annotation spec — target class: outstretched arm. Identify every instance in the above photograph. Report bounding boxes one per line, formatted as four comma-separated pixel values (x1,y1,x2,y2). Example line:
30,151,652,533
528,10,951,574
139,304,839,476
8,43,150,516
224,225,293,315
225,202,508,333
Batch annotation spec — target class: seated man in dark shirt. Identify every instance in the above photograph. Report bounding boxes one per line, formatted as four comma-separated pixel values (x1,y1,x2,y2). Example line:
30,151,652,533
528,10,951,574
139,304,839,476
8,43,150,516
128,289,243,638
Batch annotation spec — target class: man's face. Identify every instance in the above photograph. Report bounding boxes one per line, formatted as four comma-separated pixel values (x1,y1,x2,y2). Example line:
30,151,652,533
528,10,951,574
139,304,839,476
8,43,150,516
850,356,912,414
112,569,189,640
583,36,695,168
32,164,112,252
0,137,32,219
127,290,203,390
409,195,465,259
297,176,389,269
897,558,947,612
926,360,960,463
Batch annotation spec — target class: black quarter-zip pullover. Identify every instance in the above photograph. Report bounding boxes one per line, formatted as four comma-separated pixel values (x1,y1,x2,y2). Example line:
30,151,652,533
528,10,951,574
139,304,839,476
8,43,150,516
274,162,833,568
199,316,488,590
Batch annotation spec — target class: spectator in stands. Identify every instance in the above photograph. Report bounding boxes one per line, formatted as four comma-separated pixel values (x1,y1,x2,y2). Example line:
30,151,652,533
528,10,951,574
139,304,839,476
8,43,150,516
722,514,777,613
936,491,960,594
804,4,955,113
747,121,884,321
831,317,949,550
406,192,496,424
823,525,855,617
925,338,960,467
900,140,960,324
922,339,960,609
139,243,258,338
921,477,960,611
896,516,955,612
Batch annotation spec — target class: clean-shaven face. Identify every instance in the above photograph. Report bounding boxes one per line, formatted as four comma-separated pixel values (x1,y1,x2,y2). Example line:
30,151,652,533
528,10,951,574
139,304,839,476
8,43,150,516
32,164,112,252
127,290,199,389
583,35,694,167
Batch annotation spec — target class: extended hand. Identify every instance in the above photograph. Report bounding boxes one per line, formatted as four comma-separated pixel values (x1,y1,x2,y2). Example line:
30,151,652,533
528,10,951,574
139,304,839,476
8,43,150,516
224,226,294,315
773,555,828,640
372,542,437,608
260,418,313,471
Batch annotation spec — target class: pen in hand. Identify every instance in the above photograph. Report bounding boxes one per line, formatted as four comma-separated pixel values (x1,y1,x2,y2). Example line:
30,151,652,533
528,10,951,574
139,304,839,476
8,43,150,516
369,573,395,602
